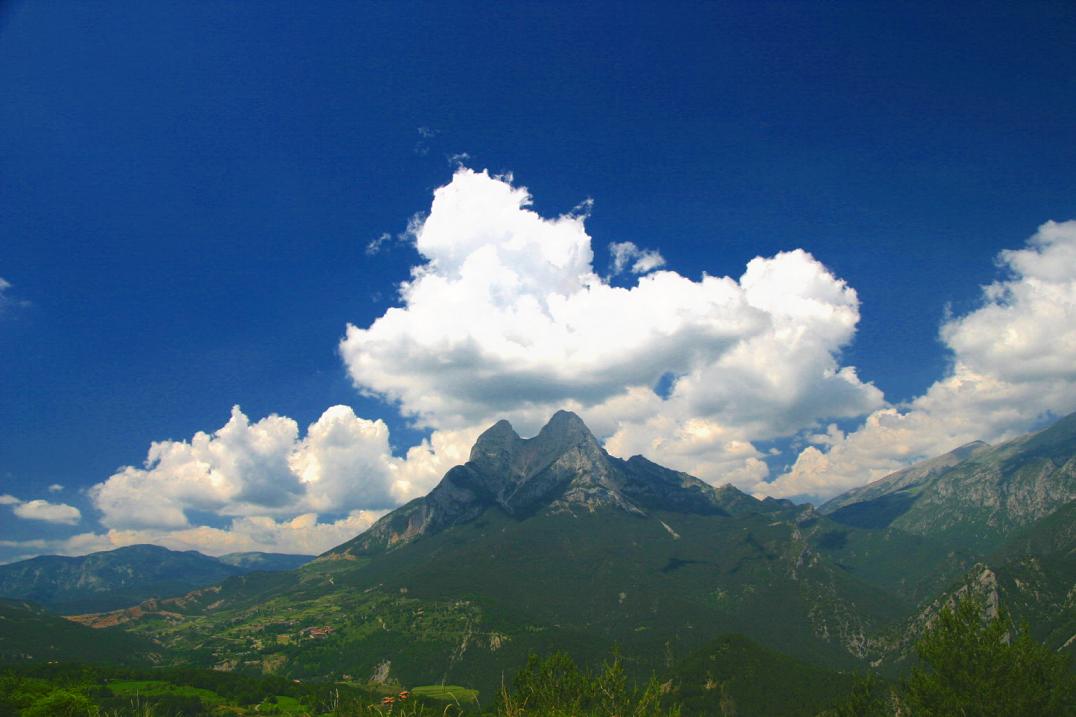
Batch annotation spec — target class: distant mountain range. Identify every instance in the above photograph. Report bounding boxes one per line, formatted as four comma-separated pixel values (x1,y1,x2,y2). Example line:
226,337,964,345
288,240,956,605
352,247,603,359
2,410,1072,715
216,552,314,572
0,545,312,614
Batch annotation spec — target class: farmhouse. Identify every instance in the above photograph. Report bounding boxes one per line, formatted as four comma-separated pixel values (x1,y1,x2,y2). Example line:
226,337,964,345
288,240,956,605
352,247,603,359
300,626,334,639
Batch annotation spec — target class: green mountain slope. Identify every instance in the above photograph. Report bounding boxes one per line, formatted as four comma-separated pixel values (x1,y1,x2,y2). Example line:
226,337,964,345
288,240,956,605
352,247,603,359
81,413,910,698
0,598,155,665
0,545,312,614
820,441,992,518
895,500,1076,662
85,506,899,697
671,634,859,717
814,413,1075,665
821,411,1076,553
988,501,1076,652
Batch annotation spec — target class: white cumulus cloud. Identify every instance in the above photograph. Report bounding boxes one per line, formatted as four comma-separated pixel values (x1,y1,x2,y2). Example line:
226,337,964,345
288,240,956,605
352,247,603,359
87,404,475,538
764,220,1076,500
339,168,884,487
609,241,666,275
9,498,81,525
91,406,305,530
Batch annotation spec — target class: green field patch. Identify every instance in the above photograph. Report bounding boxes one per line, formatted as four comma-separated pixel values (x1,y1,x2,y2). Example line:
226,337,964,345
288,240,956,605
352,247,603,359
410,685,479,704
107,680,224,703
254,694,306,714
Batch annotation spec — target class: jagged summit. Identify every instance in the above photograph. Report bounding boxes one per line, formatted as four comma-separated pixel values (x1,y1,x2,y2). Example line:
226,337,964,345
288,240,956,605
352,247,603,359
470,419,519,452
540,409,595,440
468,412,601,474
327,411,768,558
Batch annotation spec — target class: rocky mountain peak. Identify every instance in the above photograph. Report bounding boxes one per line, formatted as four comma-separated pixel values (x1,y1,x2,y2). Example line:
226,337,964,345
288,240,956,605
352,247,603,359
468,411,602,481
469,419,522,467
537,410,595,445
330,410,769,558
471,419,519,449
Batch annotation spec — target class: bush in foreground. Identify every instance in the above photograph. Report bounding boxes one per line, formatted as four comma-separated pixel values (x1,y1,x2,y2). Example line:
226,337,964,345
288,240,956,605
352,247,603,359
822,598,1075,717
497,651,678,717
903,598,1073,716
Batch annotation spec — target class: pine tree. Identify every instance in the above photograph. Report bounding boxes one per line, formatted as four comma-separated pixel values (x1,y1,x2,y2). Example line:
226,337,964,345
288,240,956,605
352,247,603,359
903,598,1074,717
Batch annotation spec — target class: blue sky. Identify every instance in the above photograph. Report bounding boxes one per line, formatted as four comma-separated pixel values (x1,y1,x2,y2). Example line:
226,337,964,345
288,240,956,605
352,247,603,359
2,2,1075,561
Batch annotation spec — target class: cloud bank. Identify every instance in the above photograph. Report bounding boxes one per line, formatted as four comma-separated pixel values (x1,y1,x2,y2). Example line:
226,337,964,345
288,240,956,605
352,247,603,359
0,511,380,563
80,404,474,554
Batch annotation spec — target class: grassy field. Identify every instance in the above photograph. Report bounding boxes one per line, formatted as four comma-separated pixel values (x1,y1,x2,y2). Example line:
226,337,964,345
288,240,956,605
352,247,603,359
0,663,388,717
107,680,225,703
411,685,480,704
255,694,307,714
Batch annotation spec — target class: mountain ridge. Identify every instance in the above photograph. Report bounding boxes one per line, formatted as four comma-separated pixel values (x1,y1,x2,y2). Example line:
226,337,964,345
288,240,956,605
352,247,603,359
0,544,313,614
819,440,993,515
819,411,1076,552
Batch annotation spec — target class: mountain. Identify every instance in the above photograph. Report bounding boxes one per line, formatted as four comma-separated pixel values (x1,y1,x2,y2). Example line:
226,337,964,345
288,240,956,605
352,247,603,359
820,411,1076,553
815,412,1076,662
79,412,903,697
982,500,1076,652
820,440,992,519
895,500,1076,660
62,411,1074,703
0,545,313,614
0,598,154,665
330,410,786,558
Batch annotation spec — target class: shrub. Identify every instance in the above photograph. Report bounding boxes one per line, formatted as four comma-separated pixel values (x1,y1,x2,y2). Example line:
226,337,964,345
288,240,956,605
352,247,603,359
23,689,96,717
500,651,678,716
903,598,1074,716
821,598,1075,717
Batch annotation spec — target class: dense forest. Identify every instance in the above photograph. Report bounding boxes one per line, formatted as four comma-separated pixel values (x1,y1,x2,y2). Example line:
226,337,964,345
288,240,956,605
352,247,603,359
2,599,1071,717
